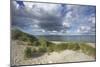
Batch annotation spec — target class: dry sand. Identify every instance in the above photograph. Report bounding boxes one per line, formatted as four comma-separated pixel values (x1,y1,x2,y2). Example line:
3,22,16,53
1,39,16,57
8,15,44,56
11,40,95,66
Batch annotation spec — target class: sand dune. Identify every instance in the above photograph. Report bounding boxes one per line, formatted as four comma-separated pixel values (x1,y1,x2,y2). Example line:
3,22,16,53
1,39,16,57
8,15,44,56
11,40,95,66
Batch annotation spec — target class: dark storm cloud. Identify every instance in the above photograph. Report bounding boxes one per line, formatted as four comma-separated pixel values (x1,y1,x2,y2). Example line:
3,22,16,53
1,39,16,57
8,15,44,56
12,16,34,30
11,1,69,32
37,4,69,31
38,14,64,31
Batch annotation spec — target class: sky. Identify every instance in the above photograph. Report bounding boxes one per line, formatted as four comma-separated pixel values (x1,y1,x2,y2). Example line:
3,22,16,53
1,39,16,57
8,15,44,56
11,0,96,35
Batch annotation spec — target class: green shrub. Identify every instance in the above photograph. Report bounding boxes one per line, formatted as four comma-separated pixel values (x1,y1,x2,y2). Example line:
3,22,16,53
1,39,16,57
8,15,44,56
46,41,54,46
47,44,56,52
53,43,68,52
44,42,80,52
39,38,47,47
37,46,47,53
32,41,40,46
47,47,54,52
24,47,32,58
67,42,80,50
71,42,80,50
32,48,37,53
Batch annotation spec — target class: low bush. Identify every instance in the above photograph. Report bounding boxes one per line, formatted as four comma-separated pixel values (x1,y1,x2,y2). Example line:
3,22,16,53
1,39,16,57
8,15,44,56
67,42,80,50
37,46,47,53
24,47,32,58
53,43,68,52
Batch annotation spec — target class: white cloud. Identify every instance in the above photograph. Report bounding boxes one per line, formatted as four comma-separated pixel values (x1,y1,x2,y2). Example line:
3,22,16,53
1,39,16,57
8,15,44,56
77,26,91,33
11,1,19,9
88,16,95,24
52,30,57,33
24,2,33,9
66,11,73,18
47,30,59,35
80,26,86,30
31,29,45,32
41,29,45,32
33,24,39,28
62,22,70,28
26,2,62,17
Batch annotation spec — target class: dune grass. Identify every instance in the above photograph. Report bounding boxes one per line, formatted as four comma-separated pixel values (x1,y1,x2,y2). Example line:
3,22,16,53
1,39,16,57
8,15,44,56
20,34,96,58
24,40,96,58
79,43,96,57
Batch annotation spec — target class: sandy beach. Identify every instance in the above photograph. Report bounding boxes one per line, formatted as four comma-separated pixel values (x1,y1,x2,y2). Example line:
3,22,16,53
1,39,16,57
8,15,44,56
11,40,96,66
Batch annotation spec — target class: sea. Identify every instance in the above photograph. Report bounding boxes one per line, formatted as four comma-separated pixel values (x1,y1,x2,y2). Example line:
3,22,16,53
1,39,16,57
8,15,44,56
35,35,96,43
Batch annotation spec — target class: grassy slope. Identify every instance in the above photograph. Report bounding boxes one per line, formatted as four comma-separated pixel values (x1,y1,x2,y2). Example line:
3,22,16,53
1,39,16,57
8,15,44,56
12,29,38,42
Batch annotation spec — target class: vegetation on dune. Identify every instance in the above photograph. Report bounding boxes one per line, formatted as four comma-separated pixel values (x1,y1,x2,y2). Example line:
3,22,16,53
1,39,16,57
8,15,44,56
12,29,96,58
24,42,96,58
32,41,40,46
12,29,38,45
67,42,80,50
24,47,32,58
79,43,96,57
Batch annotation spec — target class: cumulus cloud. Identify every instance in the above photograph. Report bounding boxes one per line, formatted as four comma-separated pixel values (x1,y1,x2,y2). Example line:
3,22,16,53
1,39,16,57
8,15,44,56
88,16,96,24
76,25,95,34
77,26,90,33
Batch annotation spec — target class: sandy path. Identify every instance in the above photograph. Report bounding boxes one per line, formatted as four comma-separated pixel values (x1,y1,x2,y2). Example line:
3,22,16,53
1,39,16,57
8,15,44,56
11,40,95,65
